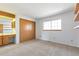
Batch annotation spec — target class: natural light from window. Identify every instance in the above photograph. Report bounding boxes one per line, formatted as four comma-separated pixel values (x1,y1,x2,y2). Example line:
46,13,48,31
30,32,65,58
43,19,61,30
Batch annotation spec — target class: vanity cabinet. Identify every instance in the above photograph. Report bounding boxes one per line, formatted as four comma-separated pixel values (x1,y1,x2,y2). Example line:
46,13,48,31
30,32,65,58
3,35,15,45
3,35,10,45
0,34,15,45
0,36,2,45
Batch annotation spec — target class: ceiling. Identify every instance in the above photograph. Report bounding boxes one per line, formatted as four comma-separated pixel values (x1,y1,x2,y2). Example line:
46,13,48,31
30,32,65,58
0,3,74,18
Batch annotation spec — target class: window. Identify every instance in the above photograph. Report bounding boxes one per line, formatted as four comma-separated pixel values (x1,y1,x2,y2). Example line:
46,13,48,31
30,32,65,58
51,20,61,30
43,21,51,30
43,19,61,30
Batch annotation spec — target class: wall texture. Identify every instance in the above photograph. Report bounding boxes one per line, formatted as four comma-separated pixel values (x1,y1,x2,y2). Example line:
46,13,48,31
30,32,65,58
36,10,79,47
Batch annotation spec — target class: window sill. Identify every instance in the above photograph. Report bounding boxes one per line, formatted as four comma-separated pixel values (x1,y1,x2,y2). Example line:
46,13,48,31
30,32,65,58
43,30,62,31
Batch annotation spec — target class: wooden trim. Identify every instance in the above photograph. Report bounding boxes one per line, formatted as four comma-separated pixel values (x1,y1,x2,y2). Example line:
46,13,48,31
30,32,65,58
74,3,77,14
0,11,15,18
74,10,79,21
20,18,35,22
75,3,79,14
12,21,15,28
74,3,79,21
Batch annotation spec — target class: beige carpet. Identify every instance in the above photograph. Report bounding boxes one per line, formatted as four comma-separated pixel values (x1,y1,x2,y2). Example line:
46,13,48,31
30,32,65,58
0,39,79,56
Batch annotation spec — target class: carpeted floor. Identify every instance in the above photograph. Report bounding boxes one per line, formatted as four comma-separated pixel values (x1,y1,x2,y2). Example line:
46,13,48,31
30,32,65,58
0,39,79,56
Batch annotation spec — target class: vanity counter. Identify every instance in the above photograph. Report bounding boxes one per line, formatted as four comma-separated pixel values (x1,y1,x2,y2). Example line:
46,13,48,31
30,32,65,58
0,33,16,36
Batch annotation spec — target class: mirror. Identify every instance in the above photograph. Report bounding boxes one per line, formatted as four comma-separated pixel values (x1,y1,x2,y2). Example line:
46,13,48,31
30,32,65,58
0,16,15,34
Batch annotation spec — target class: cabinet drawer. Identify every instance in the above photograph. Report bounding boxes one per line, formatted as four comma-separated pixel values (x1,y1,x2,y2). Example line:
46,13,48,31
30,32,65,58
0,39,2,45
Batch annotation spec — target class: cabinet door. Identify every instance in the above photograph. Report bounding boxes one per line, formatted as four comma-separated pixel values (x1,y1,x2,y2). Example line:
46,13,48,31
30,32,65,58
3,35,10,45
0,36,2,45
0,24,3,33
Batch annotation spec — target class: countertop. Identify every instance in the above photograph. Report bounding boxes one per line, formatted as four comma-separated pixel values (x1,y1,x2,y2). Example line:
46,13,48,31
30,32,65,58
0,33,16,36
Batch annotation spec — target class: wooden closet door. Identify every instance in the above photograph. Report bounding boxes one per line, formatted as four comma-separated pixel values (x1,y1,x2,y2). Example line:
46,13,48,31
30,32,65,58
20,18,35,42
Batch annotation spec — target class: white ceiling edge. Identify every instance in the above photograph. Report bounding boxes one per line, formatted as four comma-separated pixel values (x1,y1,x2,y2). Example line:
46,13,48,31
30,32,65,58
36,6,74,19
14,6,74,21
0,3,74,21
0,6,73,21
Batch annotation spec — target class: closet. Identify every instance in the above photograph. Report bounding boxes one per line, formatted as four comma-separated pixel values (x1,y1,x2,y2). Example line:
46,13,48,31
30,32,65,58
20,18,35,42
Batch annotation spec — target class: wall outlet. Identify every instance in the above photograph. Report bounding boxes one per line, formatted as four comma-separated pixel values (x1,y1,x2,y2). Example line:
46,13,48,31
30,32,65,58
71,40,73,42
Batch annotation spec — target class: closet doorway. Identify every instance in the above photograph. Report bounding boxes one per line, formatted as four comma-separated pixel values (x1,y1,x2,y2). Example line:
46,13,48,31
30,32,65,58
20,18,35,42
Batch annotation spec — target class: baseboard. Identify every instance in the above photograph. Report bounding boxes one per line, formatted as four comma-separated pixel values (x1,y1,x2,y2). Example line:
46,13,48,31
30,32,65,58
38,38,79,48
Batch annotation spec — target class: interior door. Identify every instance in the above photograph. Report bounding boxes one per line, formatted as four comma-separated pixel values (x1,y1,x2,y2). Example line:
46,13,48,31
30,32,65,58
20,18,35,42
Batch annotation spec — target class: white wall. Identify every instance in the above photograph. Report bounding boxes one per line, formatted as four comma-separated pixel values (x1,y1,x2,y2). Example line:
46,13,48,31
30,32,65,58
15,15,20,44
36,10,79,47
